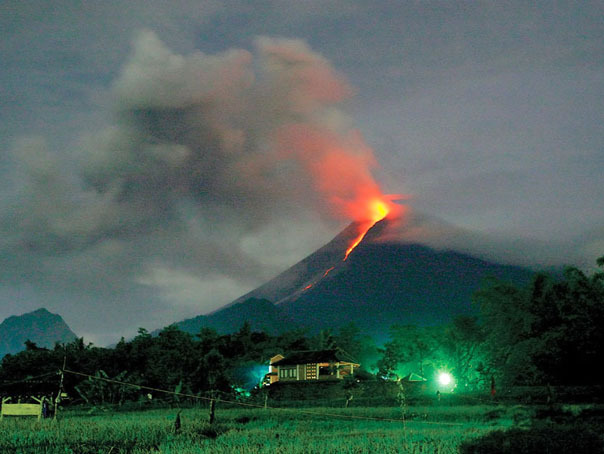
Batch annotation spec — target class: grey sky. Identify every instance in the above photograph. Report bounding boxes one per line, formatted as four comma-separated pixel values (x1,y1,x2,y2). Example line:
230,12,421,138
1,1,603,345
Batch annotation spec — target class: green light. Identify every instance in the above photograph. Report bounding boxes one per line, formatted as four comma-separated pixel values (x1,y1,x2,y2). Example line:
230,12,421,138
438,372,452,386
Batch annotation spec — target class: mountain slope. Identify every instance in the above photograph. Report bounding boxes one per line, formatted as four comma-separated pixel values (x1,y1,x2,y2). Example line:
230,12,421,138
228,222,364,307
0,308,77,357
279,241,532,339
173,218,535,338
173,298,295,335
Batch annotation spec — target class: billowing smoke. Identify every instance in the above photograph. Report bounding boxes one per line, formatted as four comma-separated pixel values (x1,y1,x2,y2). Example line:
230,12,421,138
0,31,395,338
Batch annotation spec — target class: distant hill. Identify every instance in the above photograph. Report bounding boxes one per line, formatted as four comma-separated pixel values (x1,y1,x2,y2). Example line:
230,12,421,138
0,308,77,357
169,218,534,340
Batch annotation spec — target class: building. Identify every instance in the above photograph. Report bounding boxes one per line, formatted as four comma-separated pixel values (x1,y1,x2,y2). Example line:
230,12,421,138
400,372,429,394
267,349,359,384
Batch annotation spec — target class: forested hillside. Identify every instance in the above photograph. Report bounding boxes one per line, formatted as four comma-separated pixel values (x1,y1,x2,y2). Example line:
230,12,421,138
1,257,602,405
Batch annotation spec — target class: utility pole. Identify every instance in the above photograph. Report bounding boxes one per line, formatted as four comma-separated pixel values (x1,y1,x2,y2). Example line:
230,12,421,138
54,355,66,420
209,395,216,424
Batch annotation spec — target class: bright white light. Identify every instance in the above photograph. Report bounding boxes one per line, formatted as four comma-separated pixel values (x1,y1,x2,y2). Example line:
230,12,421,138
438,372,452,386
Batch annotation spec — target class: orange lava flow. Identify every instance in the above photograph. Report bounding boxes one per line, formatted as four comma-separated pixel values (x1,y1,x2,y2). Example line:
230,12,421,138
304,196,400,294
322,266,335,277
343,198,391,261
303,266,335,292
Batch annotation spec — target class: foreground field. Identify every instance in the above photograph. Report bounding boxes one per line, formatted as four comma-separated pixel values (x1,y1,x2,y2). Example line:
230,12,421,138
0,405,516,453
0,406,524,454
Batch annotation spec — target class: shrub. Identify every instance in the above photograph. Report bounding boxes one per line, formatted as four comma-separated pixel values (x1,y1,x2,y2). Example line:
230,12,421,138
459,425,603,454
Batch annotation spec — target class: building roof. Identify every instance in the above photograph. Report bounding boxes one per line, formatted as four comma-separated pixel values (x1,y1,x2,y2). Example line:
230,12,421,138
401,372,427,382
271,349,358,366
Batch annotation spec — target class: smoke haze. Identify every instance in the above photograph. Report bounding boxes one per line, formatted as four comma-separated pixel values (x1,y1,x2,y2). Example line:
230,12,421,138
1,32,393,342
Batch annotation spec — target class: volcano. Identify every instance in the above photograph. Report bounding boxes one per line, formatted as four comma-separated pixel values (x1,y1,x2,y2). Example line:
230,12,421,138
173,216,534,339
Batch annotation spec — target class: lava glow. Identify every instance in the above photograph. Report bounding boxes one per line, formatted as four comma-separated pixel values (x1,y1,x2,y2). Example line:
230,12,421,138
274,122,405,273
343,198,394,261
322,266,335,277
303,266,335,292
302,197,402,293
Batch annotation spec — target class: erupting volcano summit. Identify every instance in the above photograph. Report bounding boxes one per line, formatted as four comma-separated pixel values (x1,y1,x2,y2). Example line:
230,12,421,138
344,197,399,260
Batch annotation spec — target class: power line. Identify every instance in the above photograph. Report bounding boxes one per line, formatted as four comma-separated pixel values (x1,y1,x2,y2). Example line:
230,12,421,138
63,369,470,426
0,371,59,388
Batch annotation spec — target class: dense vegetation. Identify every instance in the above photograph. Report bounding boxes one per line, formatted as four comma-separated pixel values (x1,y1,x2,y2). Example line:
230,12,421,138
378,257,604,390
1,257,602,405
475,259,604,387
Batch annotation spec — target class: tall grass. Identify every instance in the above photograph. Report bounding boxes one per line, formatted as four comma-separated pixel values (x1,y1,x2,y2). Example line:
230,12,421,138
0,405,515,453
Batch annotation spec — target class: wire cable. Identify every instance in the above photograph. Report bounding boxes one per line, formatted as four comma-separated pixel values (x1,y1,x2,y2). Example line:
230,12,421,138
63,369,471,426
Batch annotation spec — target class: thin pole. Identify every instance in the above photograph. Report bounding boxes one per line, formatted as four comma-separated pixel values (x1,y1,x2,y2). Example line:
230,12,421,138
209,398,216,424
54,355,66,420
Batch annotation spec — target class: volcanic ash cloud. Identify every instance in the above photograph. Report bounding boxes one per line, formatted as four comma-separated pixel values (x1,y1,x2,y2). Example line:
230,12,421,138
0,31,400,319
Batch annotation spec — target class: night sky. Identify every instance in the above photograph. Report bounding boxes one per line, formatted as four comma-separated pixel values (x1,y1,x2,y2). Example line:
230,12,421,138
1,1,603,345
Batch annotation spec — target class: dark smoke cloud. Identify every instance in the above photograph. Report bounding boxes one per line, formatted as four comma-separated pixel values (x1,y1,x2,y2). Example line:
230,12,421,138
0,31,385,341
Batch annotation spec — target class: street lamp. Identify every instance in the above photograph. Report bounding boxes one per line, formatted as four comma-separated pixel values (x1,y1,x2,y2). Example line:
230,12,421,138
438,372,452,386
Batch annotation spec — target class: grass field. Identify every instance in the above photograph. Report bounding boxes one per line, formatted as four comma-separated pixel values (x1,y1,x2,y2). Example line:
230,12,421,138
0,404,518,453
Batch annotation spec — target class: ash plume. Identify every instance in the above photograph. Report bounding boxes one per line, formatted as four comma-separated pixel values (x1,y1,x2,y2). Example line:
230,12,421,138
0,31,394,335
